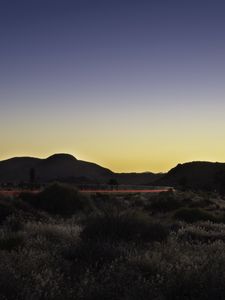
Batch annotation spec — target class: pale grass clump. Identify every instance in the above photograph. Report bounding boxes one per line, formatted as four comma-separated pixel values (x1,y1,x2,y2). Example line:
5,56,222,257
24,221,82,242
177,221,225,243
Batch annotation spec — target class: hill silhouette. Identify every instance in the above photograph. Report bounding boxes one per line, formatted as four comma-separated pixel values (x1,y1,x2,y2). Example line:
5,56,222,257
156,161,225,192
2,155,224,190
0,154,162,185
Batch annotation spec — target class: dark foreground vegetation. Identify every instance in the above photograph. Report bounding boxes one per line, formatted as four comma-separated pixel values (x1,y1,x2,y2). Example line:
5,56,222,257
1,183,225,299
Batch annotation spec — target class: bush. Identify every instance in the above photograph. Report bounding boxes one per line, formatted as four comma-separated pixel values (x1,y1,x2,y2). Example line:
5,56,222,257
174,208,217,223
25,183,92,215
149,191,183,212
63,239,126,269
81,211,169,243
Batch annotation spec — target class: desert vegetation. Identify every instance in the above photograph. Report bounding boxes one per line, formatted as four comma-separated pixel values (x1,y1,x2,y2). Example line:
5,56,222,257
1,183,225,299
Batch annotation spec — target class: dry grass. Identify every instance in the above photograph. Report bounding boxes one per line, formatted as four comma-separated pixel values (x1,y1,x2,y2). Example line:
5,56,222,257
0,187,225,299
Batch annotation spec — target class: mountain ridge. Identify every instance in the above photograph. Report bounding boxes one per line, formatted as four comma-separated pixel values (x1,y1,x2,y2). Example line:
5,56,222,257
156,161,225,192
2,154,224,190
0,153,162,185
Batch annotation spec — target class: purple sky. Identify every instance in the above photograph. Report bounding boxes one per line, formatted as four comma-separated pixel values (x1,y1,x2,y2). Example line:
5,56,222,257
1,0,225,172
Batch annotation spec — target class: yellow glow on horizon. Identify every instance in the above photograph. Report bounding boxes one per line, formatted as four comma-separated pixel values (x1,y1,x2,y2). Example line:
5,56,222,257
1,96,225,173
1,133,225,173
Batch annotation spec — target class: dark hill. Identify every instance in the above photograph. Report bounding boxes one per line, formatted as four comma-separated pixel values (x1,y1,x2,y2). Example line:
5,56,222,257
0,154,113,184
37,154,113,182
156,161,225,191
0,154,162,185
0,157,42,183
45,153,77,162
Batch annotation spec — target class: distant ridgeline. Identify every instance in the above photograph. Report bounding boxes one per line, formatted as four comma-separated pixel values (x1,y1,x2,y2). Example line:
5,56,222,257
1,155,225,193
156,161,225,193
0,154,162,187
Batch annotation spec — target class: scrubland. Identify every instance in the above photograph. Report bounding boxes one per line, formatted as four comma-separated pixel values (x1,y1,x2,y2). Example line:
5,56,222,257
1,183,225,299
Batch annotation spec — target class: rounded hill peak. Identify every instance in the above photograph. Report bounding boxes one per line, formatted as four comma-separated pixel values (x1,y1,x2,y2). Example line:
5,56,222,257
46,153,77,161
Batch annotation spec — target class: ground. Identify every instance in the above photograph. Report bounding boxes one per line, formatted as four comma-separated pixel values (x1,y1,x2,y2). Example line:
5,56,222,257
0,184,225,300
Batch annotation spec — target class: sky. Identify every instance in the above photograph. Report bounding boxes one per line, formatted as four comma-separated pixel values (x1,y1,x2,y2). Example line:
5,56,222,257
1,0,225,172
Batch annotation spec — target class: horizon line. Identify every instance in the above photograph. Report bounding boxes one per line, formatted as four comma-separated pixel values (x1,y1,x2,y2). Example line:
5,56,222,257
0,152,225,174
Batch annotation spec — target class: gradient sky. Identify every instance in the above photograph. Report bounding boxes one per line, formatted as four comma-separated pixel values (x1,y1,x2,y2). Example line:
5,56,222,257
1,0,225,172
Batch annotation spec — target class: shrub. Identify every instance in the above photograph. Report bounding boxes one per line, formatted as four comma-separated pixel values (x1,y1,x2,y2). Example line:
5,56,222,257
149,192,183,212
25,183,92,215
63,239,126,268
174,208,217,223
81,211,169,243
91,193,129,213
